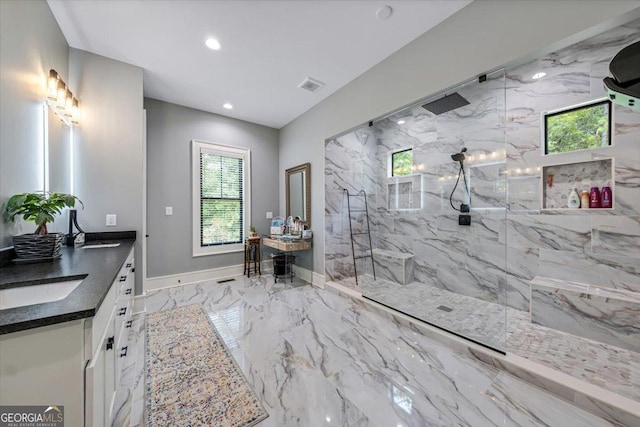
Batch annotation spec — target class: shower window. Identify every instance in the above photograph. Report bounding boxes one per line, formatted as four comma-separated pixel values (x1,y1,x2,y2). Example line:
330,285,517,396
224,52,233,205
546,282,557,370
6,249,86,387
391,148,413,176
544,98,612,155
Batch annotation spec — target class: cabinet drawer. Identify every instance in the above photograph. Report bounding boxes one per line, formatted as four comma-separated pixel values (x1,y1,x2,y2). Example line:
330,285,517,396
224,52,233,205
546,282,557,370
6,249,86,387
115,318,132,388
114,299,132,343
118,274,134,300
88,279,117,357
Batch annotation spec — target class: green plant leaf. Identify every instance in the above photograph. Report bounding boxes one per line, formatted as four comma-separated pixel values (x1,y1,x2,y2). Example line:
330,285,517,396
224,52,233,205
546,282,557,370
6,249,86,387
3,191,83,234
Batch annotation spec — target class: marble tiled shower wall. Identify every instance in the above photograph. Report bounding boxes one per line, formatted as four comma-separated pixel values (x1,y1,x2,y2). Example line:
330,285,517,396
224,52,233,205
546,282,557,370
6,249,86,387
504,20,640,353
325,71,509,308
326,20,640,353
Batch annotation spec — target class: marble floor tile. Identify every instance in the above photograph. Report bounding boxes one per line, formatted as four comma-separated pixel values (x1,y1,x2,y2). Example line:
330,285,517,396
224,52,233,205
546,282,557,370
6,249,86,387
112,275,626,426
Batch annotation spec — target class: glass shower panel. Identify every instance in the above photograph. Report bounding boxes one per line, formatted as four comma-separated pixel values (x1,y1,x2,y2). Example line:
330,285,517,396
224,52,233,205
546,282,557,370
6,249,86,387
361,70,507,351
324,125,379,289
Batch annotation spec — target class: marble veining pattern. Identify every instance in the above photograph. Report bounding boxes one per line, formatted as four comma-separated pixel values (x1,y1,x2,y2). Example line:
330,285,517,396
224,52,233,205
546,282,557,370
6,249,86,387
334,276,640,405
116,276,627,427
323,19,640,419
371,248,414,285
530,284,640,353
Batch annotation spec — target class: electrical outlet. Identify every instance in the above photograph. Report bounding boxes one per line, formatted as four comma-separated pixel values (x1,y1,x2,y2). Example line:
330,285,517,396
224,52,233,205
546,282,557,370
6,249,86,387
106,214,117,227
165,206,173,216
266,212,273,219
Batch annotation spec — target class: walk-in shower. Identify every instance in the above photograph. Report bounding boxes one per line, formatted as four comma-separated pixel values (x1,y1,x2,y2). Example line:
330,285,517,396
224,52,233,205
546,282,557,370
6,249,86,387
325,19,640,411
326,69,508,351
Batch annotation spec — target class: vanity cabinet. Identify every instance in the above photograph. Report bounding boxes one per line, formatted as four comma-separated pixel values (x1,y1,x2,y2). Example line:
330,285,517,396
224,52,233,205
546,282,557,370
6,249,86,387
0,245,135,427
86,248,135,427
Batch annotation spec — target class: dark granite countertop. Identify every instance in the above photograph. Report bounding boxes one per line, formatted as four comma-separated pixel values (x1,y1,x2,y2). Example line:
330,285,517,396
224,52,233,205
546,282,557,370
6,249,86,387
0,237,135,335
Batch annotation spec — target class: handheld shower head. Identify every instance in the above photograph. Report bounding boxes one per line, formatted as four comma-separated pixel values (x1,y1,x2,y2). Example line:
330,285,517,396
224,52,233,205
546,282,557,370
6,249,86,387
451,147,467,163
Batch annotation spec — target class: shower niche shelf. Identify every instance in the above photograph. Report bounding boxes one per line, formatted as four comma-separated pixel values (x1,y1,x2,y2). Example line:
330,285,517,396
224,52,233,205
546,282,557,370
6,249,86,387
541,158,614,211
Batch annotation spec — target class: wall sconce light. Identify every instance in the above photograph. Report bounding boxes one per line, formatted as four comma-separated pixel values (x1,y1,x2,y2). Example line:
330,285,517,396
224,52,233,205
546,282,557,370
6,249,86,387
46,69,79,124
47,69,59,101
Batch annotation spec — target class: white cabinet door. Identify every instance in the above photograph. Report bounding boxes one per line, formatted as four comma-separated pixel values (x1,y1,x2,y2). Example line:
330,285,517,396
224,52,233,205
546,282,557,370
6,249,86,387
86,310,116,427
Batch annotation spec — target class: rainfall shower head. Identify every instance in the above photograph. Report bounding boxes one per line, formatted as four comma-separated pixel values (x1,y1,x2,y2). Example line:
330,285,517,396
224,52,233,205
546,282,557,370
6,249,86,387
451,147,467,163
422,92,470,115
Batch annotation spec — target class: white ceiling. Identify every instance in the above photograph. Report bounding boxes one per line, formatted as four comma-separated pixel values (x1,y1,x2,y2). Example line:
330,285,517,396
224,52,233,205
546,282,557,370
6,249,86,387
48,0,471,129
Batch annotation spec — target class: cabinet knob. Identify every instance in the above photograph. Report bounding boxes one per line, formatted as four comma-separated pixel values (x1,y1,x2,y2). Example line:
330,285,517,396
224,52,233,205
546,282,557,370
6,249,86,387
125,288,132,295
118,307,127,316
126,320,133,329
106,336,114,351
126,263,132,268
119,275,127,282
119,346,128,358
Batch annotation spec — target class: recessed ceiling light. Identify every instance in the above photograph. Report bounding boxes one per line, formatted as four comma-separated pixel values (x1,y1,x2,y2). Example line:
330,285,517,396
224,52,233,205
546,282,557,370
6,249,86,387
205,38,221,50
532,72,546,80
223,103,233,110
397,120,405,125
376,5,393,20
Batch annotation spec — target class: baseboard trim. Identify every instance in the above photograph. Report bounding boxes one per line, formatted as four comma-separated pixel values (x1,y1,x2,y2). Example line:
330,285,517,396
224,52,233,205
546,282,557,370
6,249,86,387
312,271,325,288
144,264,244,292
132,295,146,314
289,265,324,288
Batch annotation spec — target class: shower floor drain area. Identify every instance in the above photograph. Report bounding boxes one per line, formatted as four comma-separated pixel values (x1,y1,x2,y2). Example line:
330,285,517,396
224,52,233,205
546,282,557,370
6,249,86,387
437,305,453,312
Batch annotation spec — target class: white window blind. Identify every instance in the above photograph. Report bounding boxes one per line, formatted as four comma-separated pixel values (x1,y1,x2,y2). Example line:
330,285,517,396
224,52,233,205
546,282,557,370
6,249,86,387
192,140,250,256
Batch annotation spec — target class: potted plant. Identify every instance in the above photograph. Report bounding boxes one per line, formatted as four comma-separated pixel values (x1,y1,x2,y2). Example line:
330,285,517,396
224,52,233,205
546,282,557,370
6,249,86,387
249,225,258,238
4,192,83,262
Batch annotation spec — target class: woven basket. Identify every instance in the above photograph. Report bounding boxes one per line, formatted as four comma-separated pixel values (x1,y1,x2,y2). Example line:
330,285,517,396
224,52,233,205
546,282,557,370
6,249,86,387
13,233,64,261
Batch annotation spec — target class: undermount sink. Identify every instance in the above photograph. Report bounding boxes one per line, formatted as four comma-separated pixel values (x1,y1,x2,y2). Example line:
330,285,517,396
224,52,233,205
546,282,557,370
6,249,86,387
0,279,85,310
83,243,121,249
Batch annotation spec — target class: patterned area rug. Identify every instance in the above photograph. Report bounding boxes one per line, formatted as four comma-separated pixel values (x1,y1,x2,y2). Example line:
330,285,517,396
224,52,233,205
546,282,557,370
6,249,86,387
146,304,268,426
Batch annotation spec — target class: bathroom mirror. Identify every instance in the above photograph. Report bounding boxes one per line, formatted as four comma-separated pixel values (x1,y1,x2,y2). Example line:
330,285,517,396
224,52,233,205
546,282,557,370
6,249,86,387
286,162,311,227
46,104,72,194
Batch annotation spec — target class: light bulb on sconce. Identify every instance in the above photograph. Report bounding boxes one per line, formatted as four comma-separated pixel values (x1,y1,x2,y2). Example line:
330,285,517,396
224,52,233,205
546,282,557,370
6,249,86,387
56,80,66,108
47,70,59,101
63,89,73,115
71,98,79,124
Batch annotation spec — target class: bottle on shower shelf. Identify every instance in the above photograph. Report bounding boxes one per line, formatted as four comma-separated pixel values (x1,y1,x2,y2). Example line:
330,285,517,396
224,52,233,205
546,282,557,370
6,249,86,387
567,188,580,209
600,183,612,208
580,191,590,209
589,186,601,208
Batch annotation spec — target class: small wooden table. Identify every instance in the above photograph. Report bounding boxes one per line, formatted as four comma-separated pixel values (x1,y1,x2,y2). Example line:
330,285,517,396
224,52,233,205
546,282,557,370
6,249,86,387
244,237,261,277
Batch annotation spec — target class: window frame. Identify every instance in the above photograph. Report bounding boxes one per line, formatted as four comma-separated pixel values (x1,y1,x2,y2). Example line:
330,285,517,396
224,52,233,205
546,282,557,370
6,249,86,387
192,139,251,257
543,98,613,156
389,147,414,177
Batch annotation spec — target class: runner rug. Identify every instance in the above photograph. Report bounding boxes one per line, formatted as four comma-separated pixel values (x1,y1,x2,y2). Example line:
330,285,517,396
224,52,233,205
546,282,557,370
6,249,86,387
146,304,268,426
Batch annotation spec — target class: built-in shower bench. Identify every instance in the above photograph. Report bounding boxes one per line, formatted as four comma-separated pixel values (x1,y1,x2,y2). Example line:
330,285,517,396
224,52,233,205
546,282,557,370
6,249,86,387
530,276,640,353
372,248,414,286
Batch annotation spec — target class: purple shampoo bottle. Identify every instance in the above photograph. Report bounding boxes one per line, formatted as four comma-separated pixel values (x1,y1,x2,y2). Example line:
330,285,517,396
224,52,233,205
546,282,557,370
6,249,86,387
601,183,612,208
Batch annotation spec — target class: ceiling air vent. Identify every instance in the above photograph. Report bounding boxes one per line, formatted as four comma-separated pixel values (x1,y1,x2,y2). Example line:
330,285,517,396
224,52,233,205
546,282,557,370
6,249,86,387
297,77,324,93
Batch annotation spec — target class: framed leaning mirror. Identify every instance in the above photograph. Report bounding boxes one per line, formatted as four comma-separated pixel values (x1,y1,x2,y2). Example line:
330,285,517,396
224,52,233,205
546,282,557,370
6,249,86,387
285,163,311,227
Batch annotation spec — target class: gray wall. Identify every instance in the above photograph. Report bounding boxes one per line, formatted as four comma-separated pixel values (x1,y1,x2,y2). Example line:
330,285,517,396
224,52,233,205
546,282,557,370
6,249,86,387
279,0,640,275
69,48,145,292
145,98,279,278
0,0,69,246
